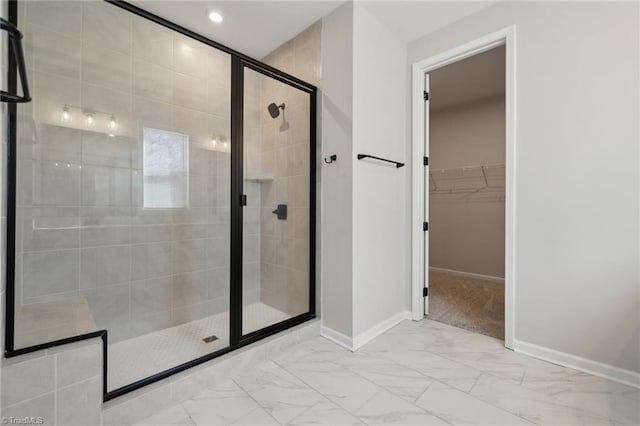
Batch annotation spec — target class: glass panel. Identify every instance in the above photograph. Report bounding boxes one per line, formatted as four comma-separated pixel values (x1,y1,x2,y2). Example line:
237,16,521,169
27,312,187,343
242,67,311,335
14,1,231,391
142,128,190,209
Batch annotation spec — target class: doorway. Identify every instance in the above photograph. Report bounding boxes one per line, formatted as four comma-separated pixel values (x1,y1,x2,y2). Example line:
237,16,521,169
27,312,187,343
426,46,506,339
411,27,516,348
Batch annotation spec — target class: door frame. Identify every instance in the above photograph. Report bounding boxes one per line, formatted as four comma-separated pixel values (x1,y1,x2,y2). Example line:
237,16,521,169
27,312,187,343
410,26,516,349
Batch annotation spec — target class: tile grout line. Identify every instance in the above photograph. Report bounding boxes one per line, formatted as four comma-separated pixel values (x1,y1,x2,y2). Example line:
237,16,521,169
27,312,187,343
229,377,282,425
271,354,385,415
399,326,619,425
340,359,456,426
519,365,528,385
274,346,452,424
337,332,545,426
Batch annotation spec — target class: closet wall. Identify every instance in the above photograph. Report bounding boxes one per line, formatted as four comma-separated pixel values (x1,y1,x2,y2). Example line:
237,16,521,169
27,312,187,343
429,95,505,278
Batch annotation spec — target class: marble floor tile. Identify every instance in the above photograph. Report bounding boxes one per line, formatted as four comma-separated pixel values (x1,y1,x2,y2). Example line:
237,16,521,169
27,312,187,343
229,407,279,425
281,361,382,413
443,350,529,383
380,347,483,391
234,361,325,424
135,405,195,426
469,374,615,425
335,352,434,402
288,400,363,425
181,380,267,425
354,389,449,425
521,373,640,425
133,319,636,426
415,381,534,425
272,336,350,366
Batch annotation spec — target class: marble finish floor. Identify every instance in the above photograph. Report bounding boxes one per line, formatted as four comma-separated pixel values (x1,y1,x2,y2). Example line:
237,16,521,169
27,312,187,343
428,270,505,339
135,319,639,425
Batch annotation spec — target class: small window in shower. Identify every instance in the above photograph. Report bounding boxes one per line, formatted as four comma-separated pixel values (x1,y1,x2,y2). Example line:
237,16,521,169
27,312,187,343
142,128,190,208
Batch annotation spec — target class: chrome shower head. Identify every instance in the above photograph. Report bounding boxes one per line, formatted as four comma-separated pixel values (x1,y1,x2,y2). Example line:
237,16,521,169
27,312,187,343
267,102,285,119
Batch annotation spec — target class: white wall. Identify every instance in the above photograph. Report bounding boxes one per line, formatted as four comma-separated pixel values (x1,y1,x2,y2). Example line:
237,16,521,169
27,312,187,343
320,2,354,336
352,3,407,336
409,1,640,374
320,3,408,343
430,96,505,278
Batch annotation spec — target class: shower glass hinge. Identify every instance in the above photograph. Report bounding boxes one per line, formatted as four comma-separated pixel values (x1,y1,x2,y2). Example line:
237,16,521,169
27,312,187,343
241,194,247,206
423,156,428,166
423,287,429,297
423,222,428,231
423,91,429,101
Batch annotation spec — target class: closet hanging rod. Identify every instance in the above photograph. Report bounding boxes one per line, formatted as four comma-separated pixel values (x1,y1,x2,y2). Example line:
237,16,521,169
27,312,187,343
357,154,404,168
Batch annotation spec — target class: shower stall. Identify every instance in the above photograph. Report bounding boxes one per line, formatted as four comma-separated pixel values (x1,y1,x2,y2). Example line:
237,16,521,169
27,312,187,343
4,0,316,400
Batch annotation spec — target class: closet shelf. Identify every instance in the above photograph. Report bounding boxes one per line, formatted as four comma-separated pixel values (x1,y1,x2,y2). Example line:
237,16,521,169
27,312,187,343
429,163,505,200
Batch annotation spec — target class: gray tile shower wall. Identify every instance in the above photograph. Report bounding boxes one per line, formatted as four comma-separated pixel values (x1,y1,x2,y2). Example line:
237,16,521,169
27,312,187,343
12,1,236,347
243,69,264,307
258,21,321,316
1,2,322,423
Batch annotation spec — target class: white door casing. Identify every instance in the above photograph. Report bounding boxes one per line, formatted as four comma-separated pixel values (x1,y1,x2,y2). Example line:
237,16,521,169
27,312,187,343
411,25,516,349
423,73,430,315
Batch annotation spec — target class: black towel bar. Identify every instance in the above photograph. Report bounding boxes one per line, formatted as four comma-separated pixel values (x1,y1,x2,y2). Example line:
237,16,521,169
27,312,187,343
357,154,404,168
1,18,31,103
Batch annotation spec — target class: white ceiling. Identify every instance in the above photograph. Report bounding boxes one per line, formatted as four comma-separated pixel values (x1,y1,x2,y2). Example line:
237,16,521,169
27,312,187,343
128,1,498,62
360,1,496,43
129,1,344,59
429,45,505,111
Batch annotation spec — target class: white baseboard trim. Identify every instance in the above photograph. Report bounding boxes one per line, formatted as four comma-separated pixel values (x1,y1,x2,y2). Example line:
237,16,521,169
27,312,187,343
321,311,412,352
352,310,412,351
513,339,640,389
430,266,504,283
320,326,354,351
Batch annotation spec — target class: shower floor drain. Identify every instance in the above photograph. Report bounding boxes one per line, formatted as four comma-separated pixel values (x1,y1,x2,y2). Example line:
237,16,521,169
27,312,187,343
202,335,219,343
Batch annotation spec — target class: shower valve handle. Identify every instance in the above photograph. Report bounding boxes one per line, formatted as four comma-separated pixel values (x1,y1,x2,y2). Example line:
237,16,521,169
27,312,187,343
272,204,287,220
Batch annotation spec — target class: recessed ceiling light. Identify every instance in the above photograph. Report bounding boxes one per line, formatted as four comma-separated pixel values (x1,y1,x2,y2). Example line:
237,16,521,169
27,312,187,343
208,11,223,24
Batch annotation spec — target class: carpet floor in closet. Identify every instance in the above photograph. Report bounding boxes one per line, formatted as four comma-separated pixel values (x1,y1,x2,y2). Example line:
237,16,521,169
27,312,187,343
427,270,504,340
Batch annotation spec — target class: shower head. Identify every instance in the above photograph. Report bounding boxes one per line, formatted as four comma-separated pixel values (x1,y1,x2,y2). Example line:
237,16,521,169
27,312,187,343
267,102,285,119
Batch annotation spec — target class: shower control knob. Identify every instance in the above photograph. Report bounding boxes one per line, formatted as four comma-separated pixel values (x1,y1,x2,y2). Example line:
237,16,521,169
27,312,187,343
272,204,287,220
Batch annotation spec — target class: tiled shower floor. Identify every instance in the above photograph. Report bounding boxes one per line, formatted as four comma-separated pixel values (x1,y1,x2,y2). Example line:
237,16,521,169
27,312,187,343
108,302,291,390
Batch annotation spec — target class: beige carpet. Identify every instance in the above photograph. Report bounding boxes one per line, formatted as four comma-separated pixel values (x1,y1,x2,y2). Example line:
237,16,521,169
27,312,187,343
427,270,504,340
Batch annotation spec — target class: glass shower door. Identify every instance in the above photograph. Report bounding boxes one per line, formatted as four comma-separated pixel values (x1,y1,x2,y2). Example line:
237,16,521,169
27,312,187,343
11,0,232,393
7,0,316,399
241,65,313,336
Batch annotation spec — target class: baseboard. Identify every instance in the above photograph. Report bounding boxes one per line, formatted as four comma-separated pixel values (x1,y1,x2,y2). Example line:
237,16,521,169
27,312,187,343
429,266,504,283
352,310,412,350
320,325,354,351
321,311,412,352
513,340,640,389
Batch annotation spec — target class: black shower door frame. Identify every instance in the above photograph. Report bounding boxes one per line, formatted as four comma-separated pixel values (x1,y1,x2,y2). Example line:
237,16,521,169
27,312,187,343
3,0,317,402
